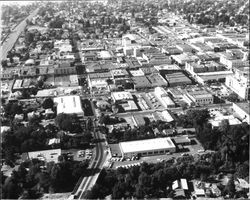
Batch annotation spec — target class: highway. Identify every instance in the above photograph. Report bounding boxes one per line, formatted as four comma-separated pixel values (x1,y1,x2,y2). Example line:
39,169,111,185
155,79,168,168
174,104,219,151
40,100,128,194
1,8,39,60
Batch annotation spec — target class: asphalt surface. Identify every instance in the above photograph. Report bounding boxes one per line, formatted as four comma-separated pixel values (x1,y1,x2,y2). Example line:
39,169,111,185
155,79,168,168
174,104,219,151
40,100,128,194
71,129,107,199
1,8,39,60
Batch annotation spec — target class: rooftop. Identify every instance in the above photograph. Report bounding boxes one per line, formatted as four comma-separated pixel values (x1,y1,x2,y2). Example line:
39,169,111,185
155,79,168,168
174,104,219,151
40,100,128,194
54,95,84,114
234,102,250,115
119,137,176,154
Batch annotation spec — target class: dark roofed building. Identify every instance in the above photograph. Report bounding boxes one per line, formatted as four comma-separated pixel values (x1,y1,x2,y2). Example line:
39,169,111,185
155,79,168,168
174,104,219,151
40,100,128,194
132,76,151,89
165,72,192,87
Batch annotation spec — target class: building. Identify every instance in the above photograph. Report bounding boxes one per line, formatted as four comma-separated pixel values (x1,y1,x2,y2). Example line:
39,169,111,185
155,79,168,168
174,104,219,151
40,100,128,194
165,72,192,87
171,53,199,66
185,88,213,106
28,149,61,163
121,100,138,112
111,91,133,102
12,79,23,91
219,52,249,69
185,61,224,75
172,136,191,145
54,95,84,114
233,102,250,124
119,137,176,158
154,87,175,108
129,69,145,77
172,179,189,190
195,71,233,85
132,76,152,89
225,66,250,100
176,44,196,53
146,73,168,87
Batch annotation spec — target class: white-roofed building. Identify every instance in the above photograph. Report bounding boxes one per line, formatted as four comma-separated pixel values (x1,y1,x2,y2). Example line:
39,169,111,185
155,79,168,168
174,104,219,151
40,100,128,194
154,87,175,108
161,110,174,122
97,51,113,60
54,95,84,115
172,179,189,190
119,137,176,158
1,126,10,135
121,100,138,112
129,69,145,77
111,91,133,102
28,149,61,163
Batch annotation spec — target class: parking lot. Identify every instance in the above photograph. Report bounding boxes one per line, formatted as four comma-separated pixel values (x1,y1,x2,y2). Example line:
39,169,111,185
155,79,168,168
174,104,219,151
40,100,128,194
61,148,94,162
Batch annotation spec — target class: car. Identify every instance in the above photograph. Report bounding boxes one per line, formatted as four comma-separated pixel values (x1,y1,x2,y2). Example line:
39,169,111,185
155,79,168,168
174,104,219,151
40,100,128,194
181,153,189,157
78,154,84,158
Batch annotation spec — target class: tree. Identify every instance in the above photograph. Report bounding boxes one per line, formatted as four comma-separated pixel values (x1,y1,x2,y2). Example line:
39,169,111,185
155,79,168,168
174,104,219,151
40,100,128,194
219,119,230,133
21,89,30,99
99,114,110,125
55,113,81,132
42,98,54,109
4,102,23,117
227,93,239,102
1,60,8,68
224,178,236,198
234,163,249,179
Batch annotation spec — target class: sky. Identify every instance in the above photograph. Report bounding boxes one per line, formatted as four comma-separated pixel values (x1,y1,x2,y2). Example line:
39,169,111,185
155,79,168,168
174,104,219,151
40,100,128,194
1,1,35,6
0,1,64,6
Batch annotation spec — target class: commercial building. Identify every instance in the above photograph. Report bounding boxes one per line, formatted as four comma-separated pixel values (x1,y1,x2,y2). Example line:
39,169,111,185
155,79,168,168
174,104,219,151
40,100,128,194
185,61,224,75
54,95,84,114
172,136,191,146
28,149,61,163
233,102,250,124
195,71,233,85
111,91,133,102
225,66,250,100
154,87,175,108
185,89,213,106
132,76,151,89
119,137,176,158
12,79,23,91
128,69,144,77
165,72,192,87
121,100,138,112
147,73,168,87
219,52,249,69
171,53,199,66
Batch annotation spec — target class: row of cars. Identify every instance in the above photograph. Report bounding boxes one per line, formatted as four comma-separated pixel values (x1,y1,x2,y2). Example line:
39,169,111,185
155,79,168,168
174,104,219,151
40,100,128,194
77,149,93,160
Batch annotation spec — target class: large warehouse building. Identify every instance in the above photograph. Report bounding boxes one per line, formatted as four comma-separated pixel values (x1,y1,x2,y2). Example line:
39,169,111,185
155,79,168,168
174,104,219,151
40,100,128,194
119,137,176,158
54,95,84,115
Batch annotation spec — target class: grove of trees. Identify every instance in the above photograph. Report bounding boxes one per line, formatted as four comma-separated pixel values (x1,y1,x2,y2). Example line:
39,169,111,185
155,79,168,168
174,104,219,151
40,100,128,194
1,159,89,199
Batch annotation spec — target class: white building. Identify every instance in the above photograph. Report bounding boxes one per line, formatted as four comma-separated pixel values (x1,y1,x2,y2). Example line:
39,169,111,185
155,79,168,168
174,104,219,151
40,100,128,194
233,102,250,124
219,52,249,69
119,137,176,158
225,66,250,100
28,149,61,163
111,91,133,102
154,87,175,108
54,95,84,114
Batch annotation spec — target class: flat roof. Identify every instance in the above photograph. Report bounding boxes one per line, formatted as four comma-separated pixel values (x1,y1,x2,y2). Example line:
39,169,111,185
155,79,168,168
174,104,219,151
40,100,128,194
28,148,61,163
234,102,250,115
111,91,133,101
54,95,84,114
119,137,175,154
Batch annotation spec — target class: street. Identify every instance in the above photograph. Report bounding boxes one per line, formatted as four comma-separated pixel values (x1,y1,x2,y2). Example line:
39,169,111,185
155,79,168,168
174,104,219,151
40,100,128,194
1,8,39,60
70,128,107,199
